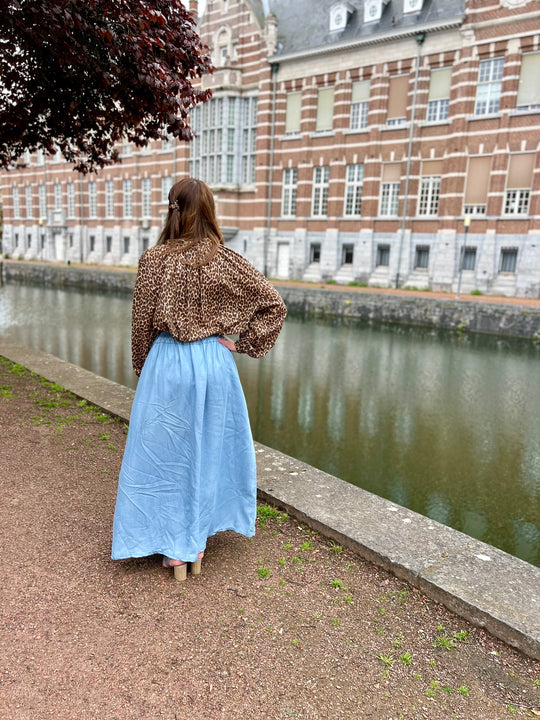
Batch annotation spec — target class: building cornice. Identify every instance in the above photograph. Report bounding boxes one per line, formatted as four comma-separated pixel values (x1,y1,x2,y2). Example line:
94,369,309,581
268,15,465,65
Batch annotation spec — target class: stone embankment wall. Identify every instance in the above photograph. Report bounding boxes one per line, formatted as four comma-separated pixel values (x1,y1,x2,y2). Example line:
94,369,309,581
2,260,540,340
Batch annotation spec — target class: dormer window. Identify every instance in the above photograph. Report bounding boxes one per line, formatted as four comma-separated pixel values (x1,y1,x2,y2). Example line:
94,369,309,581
363,0,390,24
403,0,424,13
329,2,354,33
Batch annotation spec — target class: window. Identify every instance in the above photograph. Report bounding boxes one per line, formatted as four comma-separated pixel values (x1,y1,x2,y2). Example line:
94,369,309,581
14,233,19,247
464,156,491,216
88,182,97,218
504,153,534,215
38,184,46,219
241,96,257,184
25,186,33,218
427,67,451,122
26,233,32,248
122,142,132,156
342,244,354,265
162,135,174,151
142,236,149,252
89,235,96,252
474,57,504,116
106,236,112,253
190,96,257,186
379,164,400,216
415,245,430,269
504,189,530,215
350,80,369,130
54,183,62,211
387,75,408,126
316,87,335,132
344,163,364,216
105,180,115,218
40,234,45,250
310,243,321,263
282,168,298,217
161,176,171,203
67,183,75,218
12,186,20,218
68,233,73,248
500,248,517,273
462,247,477,271
285,92,302,134
123,179,133,218
141,178,152,218
123,236,130,254
417,176,441,216
517,52,540,111
36,149,44,165
312,166,329,217
376,244,390,267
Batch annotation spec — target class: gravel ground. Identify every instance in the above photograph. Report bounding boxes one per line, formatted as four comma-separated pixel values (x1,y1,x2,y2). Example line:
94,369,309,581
0,357,538,720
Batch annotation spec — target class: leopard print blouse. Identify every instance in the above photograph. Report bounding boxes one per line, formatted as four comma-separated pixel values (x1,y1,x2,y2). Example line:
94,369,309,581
131,238,287,375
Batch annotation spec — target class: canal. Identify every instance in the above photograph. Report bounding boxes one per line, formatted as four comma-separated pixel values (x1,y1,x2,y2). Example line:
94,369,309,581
1,282,539,566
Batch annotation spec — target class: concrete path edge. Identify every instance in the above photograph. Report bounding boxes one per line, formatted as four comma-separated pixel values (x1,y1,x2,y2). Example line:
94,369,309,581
2,340,539,661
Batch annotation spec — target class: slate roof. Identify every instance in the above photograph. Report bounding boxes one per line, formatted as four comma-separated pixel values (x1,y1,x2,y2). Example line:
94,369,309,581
264,0,466,59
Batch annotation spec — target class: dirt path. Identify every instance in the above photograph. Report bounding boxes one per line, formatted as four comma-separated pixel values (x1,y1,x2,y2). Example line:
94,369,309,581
0,358,538,720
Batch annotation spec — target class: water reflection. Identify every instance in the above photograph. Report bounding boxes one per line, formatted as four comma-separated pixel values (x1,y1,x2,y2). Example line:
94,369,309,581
1,282,539,566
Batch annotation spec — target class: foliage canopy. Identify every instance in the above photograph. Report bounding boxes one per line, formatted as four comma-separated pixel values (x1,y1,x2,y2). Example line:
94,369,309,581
0,0,212,172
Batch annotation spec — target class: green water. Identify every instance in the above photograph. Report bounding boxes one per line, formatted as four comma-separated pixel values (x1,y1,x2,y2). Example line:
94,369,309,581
1,282,539,565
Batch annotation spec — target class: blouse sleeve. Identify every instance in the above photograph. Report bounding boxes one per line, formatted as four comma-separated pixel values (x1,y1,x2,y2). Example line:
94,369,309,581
131,252,161,376
234,270,287,359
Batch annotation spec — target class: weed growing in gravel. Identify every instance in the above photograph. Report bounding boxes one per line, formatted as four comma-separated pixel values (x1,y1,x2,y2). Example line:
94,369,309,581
378,654,394,667
453,629,470,642
433,633,457,650
257,504,288,529
9,363,28,376
399,652,413,665
328,542,343,554
457,686,470,696
0,385,13,398
257,567,270,579
299,540,314,552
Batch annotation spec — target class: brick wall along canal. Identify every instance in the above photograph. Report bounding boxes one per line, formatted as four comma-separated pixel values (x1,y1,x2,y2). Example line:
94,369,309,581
1,282,539,566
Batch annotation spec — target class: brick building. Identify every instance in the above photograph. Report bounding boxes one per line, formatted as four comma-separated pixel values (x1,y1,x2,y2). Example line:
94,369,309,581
2,0,540,296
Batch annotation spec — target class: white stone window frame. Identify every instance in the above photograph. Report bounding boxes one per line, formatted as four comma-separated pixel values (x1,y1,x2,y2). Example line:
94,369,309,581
123,179,133,219
54,182,62,212
503,189,530,215
38,184,47,219
214,25,233,67
379,182,400,217
25,185,33,219
141,178,152,219
344,163,364,216
105,180,115,219
67,182,76,219
281,167,298,217
414,245,430,270
88,182,97,219
474,57,504,116
311,166,330,217
190,95,257,188
417,175,441,216
499,247,518,273
12,186,20,219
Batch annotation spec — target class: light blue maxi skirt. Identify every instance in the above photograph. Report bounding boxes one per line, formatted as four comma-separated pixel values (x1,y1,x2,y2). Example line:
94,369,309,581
111,333,257,562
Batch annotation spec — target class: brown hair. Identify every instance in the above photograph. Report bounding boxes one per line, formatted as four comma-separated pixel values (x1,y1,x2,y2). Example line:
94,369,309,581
157,177,223,259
